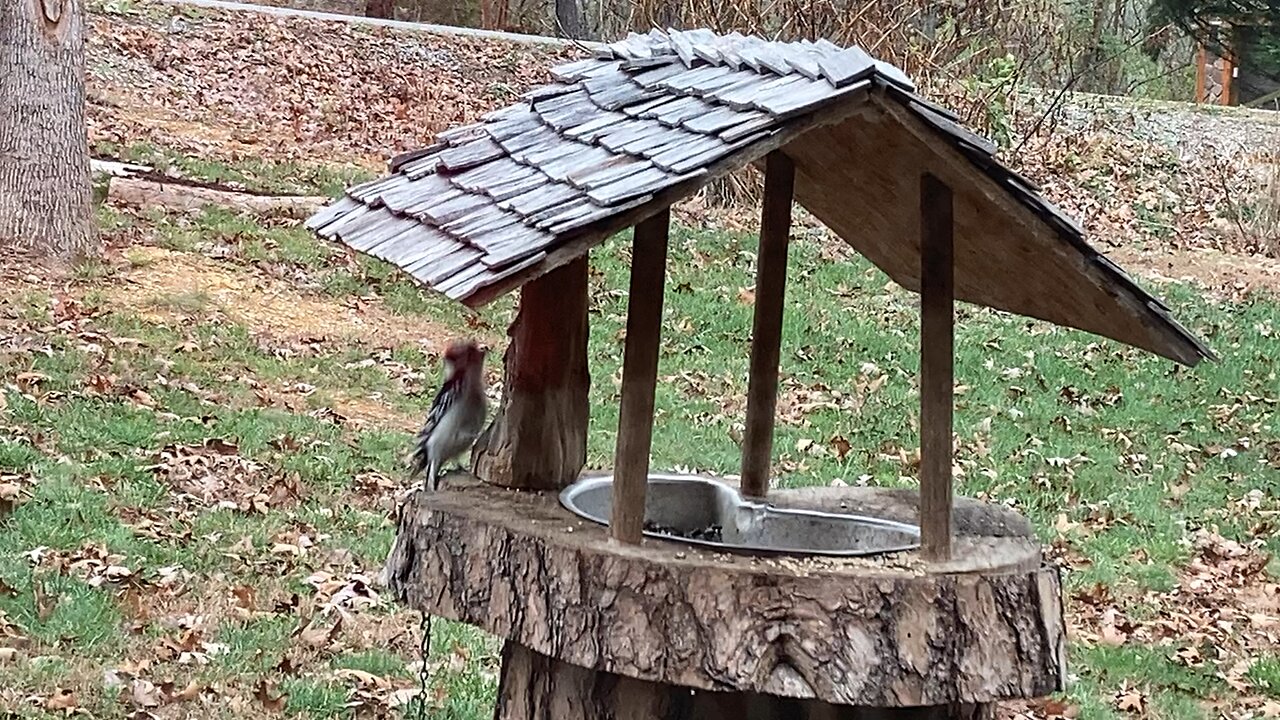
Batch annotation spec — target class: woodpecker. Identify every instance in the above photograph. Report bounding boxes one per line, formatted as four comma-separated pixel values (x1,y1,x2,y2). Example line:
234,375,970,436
409,340,488,490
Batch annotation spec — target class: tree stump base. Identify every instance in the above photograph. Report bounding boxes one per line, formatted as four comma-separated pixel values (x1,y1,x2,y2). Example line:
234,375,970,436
382,475,1066,719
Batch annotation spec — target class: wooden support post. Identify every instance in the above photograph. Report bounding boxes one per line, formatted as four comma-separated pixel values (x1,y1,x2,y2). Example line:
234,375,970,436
472,257,590,490
740,151,795,499
920,173,955,562
610,209,670,544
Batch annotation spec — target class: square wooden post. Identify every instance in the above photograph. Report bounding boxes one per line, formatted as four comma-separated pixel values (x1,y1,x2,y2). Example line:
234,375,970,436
920,172,955,562
610,209,671,544
740,151,796,499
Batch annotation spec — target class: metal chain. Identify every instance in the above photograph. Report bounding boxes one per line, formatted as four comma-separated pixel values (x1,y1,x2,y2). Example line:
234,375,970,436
417,610,434,720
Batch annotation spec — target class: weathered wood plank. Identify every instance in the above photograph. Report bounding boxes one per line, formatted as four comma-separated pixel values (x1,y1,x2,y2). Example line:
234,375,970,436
668,30,698,67
315,204,371,239
629,61,690,88
906,101,999,155
444,206,522,242
494,123,562,156
585,166,686,205
486,110,545,142
485,166,548,202
617,126,695,156
590,80,667,112
565,154,654,189
546,193,651,235
757,77,870,120
621,95,675,117
397,226,471,271
534,144,618,182
326,204,390,244
437,125,487,145
521,83,577,102
461,80,873,308
304,196,361,232
550,57,603,82
753,42,793,76
413,245,485,286
418,190,492,225
919,172,955,563
874,60,916,90
665,131,770,174
435,258,493,297
610,209,670,544
479,228,560,268
715,74,808,111
388,141,446,174
526,196,596,228
658,65,737,95
582,68,632,95
562,111,628,142
621,55,679,71
449,250,548,301
651,95,717,127
366,225,437,265
500,182,585,217
349,173,411,203
718,114,780,142
380,173,455,214
682,106,765,134
740,151,795,498
448,156,525,194
438,136,507,172
644,134,727,172
817,46,877,88
345,212,416,252
597,120,672,153
777,44,822,79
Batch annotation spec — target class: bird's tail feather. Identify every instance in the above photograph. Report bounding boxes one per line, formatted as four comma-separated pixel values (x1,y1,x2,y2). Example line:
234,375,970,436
408,428,431,480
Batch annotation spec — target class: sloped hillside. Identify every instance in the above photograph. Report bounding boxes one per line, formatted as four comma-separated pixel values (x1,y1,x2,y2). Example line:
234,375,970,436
84,0,1279,293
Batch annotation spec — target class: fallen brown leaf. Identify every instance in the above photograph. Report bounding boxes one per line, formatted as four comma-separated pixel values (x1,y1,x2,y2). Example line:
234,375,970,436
255,680,287,712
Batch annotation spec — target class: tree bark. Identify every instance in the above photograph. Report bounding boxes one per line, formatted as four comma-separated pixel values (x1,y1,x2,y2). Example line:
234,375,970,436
365,0,394,19
384,480,1067,706
495,642,995,720
554,0,583,39
471,257,590,490
0,0,95,262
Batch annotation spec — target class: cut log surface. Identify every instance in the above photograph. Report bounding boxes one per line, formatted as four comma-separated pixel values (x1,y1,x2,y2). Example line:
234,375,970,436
383,479,1067,706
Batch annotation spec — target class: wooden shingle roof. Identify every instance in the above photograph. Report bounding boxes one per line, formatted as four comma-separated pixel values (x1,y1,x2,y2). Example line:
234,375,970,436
306,29,1213,367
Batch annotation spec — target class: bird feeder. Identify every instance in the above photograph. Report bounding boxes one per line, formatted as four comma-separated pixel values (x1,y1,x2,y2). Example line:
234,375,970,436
306,29,1212,720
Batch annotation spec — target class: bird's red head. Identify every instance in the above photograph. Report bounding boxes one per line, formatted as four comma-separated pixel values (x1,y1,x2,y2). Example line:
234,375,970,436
442,340,487,378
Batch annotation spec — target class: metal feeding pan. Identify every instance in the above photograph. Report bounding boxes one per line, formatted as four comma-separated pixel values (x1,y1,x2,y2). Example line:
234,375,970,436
558,473,921,557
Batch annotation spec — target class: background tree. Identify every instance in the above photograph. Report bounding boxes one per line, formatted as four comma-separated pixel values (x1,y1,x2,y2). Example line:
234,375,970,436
0,0,96,262
1149,0,1280,82
366,0,395,19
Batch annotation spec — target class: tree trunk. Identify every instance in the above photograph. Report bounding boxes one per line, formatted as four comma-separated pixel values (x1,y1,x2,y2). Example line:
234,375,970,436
384,481,1067,706
0,0,95,262
470,257,590,490
496,642,996,720
554,0,584,39
365,0,394,19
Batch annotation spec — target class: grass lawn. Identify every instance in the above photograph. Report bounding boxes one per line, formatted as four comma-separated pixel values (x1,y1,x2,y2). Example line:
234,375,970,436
1,158,1278,719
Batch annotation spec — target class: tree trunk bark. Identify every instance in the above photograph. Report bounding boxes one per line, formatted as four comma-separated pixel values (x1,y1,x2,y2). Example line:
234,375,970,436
365,0,394,19
471,257,590,490
0,0,95,262
495,642,997,720
554,0,584,39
